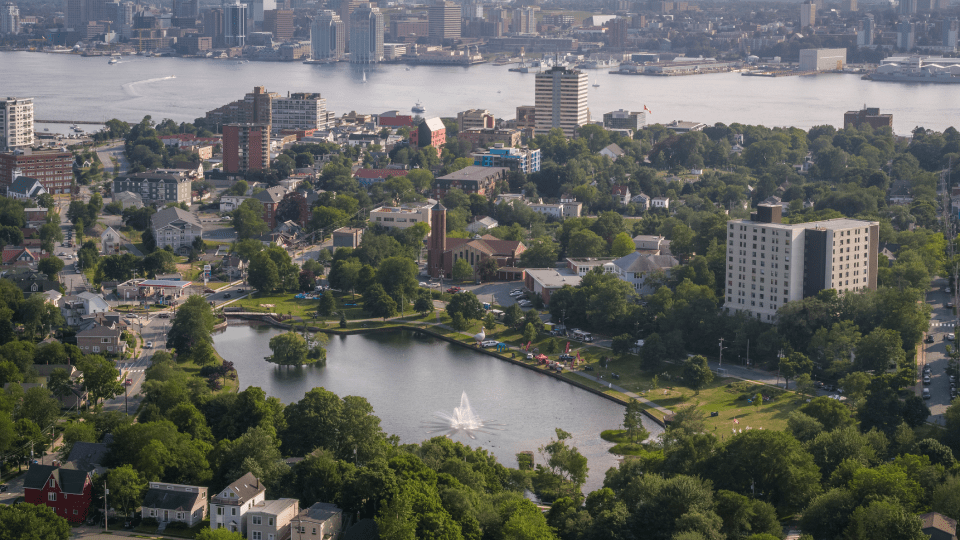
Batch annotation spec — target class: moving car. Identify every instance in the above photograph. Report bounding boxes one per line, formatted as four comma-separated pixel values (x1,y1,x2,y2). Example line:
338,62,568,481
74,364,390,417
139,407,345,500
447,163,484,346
124,379,133,386
158,313,170,318
446,287,461,294
223,293,231,298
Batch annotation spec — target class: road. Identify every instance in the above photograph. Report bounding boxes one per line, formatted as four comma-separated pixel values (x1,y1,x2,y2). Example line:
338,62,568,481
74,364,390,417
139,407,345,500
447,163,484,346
921,277,955,425
95,141,128,177
102,312,173,414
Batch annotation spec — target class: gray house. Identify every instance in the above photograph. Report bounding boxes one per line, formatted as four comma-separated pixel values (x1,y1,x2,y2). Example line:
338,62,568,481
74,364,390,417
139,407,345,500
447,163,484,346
151,207,203,256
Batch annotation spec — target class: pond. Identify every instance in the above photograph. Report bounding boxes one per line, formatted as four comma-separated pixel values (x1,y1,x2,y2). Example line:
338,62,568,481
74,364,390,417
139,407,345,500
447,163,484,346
212,323,664,492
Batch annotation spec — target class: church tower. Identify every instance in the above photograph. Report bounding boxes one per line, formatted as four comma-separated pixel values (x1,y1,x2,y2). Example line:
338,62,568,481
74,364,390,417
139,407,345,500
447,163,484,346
428,202,446,278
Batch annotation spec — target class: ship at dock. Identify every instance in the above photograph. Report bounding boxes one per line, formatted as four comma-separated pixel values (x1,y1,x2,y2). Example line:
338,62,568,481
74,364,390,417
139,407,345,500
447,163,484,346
864,55,960,84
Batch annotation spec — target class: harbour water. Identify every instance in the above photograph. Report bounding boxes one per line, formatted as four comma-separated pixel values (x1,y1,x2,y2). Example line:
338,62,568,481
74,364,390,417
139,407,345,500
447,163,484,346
211,323,662,492
5,51,959,134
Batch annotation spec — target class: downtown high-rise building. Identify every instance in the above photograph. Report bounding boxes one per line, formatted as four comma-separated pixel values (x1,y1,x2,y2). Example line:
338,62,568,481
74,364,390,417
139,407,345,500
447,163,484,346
116,1,135,38
428,1,461,42
511,7,536,34
1,2,20,34
339,0,360,51
173,0,198,19
900,0,917,15
203,8,224,45
224,0,248,47
944,18,959,49
842,0,857,12
857,15,874,46
461,0,482,19
311,10,345,60
272,93,336,131
249,0,276,25
800,1,816,28
534,66,588,137
350,2,383,64
0,97,34,150
898,21,916,50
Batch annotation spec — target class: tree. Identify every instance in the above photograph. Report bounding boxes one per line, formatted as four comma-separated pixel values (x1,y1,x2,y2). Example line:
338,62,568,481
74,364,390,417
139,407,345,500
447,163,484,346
328,259,361,297
37,257,64,281
266,332,314,366
299,270,317,292
844,499,927,540
47,368,74,401
77,355,122,406
610,232,635,258
800,397,854,431
196,529,245,540
683,355,713,394
451,312,468,331
568,229,606,258
103,465,146,518
0,503,71,540
452,258,473,281
623,399,649,443
477,257,499,282
612,334,635,355
167,295,216,356
363,284,398,320
248,251,280,293
446,292,483,321
520,238,559,268
855,328,905,373
318,293,337,317
376,256,418,301
141,250,176,277
780,351,813,390
19,386,61,429
414,294,434,316
640,333,666,370
233,199,268,239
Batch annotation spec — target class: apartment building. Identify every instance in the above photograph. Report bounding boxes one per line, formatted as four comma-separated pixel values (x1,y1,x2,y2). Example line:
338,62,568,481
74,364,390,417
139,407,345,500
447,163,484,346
370,203,431,229
724,205,878,322
433,166,507,198
428,1,461,42
151,207,203,255
246,499,299,540
0,148,73,194
272,93,335,132
457,109,494,132
459,127,521,149
113,171,192,206
472,144,541,173
210,473,267,534
534,66,588,136
0,97,34,150
223,124,270,174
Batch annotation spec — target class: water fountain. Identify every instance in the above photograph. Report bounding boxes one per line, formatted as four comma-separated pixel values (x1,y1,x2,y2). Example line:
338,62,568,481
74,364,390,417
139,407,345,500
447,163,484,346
422,391,504,439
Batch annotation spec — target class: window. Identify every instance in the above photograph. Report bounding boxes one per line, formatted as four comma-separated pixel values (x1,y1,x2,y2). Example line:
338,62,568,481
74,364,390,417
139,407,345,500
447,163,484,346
268,517,274,526
49,479,55,488
252,516,262,525
231,508,237,516
217,508,223,516
253,533,262,540
48,492,56,501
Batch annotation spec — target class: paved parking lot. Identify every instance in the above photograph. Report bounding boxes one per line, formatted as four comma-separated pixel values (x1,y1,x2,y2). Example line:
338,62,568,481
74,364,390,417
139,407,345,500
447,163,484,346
459,281,528,308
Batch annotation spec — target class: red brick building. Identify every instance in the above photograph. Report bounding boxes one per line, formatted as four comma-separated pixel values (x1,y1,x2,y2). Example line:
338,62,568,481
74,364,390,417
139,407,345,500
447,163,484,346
23,465,93,523
0,148,73,195
427,203,524,279
223,124,269,174
253,186,286,229
378,112,413,128
410,117,446,155
433,165,508,198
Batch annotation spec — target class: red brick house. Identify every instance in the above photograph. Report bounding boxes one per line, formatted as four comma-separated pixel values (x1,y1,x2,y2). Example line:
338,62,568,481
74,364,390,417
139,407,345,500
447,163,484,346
23,465,93,523
253,186,287,229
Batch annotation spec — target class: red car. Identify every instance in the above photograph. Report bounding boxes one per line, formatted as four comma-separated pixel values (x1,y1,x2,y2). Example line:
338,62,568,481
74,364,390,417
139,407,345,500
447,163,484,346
124,379,133,386
446,287,461,294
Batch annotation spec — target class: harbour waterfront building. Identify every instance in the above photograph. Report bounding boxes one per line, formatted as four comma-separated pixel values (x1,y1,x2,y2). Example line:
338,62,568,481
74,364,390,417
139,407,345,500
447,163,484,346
0,97,34,150
724,205,879,322
350,2,384,64
603,109,646,132
224,0,247,47
534,66,589,137
311,10,345,60
799,48,846,71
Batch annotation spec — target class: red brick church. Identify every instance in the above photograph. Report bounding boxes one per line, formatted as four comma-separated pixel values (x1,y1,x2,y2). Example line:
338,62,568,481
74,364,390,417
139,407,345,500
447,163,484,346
427,203,525,279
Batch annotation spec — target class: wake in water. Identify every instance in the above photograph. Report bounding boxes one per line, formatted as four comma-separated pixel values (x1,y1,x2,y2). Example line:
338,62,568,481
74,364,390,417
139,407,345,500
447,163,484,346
121,75,177,97
421,391,505,440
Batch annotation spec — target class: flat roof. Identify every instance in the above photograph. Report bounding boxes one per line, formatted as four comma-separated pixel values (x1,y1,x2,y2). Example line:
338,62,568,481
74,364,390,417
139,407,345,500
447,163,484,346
730,217,879,230
437,165,508,182
525,268,582,289
138,280,193,288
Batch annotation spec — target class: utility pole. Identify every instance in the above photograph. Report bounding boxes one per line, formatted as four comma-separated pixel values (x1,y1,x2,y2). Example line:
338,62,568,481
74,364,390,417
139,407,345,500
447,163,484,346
104,480,109,532
746,339,750,367
718,337,724,368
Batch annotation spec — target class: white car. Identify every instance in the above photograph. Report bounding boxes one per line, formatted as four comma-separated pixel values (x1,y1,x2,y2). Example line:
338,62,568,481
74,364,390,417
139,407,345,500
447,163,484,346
949,333,956,341
510,289,523,295
429,282,440,288
518,300,532,307
145,341,153,348
419,282,428,287
480,340,499,348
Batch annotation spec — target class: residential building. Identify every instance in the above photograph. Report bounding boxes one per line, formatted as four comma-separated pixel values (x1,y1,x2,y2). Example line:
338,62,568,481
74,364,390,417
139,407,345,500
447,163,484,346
0,148,73,194
919,512,957,540
24,207,48,228
151,207,203,255
63,440,107,474
311,10,345,61
665,120,706,133
600,143,625,162
900,0,918,15
611,252,679,294
60,292,110,326
724,205,879,322
353,168,409,186
142,482,208,527
565,257,616,276
473,144,540,173
467,216,498,233
290,502,344,540
6,175,46,200
224,0,247,47
534,66,589,136
632,193,651,210
858,15,875,47
428,1,460,42
611,184,631,205
523,268,581,306
76,323,126,355
1,2,20,35
800,1,816,28
247,499,300,540
411,117,446,151
1,245,47,267
515,105,536,131
263,9,293,41
9,273,59,296
511,7,536,34
0,97,33,150
944,18,959,50
350,2,384,64
842,0,858,11
253,186,286,229
799,48,845,71
528,197,582,219
459,127,521,149
332,226,363,249
652,197,670,209
210,473,267,534
843,107,893,130
272,93,335,132
898,21,916,50
221,254,245,279
457,109,495,132
603,109,646,132
220,195,250,213
100,226,122,255
205,86,275,132
428,203,524,279
339,0,360,49
173,0,198,18
223,124,270,174
23,465,92,523
634,234,666,253
370,203,431,229
113,171,192,206
434,165,507,198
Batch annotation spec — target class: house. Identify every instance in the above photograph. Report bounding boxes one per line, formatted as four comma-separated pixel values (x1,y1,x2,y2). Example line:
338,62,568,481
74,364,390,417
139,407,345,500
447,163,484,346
31,363,87,409
24,207,48,228
466,216,498,234
101,227,122,255
611,184,631,205
332,227,363,250
253,186,287,229
611,252,679,295
9,273,60,296
220,195,251,213
210,472,267,534
76,323,127,356
22,465,92,523
222,254,245,279
64,441,108,475
7,176,48,200
599,143,625,161
41,289,62,305
291,503,344,540
522,268,582,306
652,197,670,209
60,292,110,326
141,482,209,527
631,193,651,210
151,207,203,255
1,245,48,266
114,191,144,210
920,512,958,540
247,498,300,540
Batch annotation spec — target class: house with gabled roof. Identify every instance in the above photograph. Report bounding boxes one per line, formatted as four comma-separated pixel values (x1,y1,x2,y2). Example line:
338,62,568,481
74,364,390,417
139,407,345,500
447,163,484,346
1,245,48,266
101,227,122,255
210,472,267,534
599,143,625,161
22,464,92,523
7,176,47,200
151,207,203,256
611,252,680,295
142,481,208,527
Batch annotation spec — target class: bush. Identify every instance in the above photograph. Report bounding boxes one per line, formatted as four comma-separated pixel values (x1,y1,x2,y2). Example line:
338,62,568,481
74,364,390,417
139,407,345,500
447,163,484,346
165,520,190,530
141,517,158,526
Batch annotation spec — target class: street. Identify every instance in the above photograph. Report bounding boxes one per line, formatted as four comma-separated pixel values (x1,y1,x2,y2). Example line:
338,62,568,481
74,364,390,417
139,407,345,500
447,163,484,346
920,277,955,425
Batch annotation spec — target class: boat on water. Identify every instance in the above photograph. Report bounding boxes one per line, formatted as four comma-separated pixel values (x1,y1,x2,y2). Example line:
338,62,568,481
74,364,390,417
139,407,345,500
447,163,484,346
362,70,367,83
108,57,119,65
592,78,600,87
865,55,960,84
411,101,425,114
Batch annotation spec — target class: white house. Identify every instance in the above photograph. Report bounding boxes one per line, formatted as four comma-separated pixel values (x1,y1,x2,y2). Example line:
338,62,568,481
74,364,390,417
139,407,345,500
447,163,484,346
611,252,679,295
652,197,670,209
631,192,651,210
209,473,266,535
220,195,250,213
599,143,625,161
101,227,122,255
611,185,631,205
60,292,110,326
466,216,498,234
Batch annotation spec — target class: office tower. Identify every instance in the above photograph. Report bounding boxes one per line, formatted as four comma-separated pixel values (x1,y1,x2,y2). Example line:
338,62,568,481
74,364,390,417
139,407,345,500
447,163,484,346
223,124,269,174
66,0,85,28
224,0,247,47
0,97,34,150
350,2,383,64
311,10,345,60
339,0,359,52
511,7,535,34
203,8,223,45
800,1,816,28
264,9,293,40
724,207,879,322
858,15,874,46
249,0,276,24
607,17,628,48
534,66,588,137
116,1,135,37
85,0,109,23
428,1,460,42
944,18,959,49
173,0,198,18
1,3,19,34
461,0,482,19
899,0,917,15
842,0,857,11
898,21,916,50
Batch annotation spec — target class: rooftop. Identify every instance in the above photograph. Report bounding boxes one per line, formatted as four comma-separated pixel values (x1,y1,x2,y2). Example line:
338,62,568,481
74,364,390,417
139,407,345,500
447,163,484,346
524,268,582,289
437,165,508,182
731,217,879,230
251,498,298,515
298,502,343,523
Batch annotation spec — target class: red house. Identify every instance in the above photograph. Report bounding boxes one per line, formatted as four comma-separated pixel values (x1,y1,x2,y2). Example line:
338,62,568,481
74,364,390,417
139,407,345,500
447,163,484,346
410,117,446,157
23,465,93,523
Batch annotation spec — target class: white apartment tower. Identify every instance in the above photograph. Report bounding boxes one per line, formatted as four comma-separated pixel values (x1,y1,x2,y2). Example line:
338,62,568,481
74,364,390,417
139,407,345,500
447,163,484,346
349,2,383,64
724,205,879,322
224,0,247,47
1,2,20,34
311,10,345,60
800,1,816,28
272,93,336,131
0,97,34,150
534,66,588,137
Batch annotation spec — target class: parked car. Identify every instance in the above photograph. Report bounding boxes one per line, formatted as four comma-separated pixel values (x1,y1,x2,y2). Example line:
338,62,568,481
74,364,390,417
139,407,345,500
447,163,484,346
948,333,956,341
0,484,7,492
926,335,935,343
480,340,498,348
583,365,594,371
446,287,461,294
924,376,932,385
237,288,245,293
124,379,133,386
145,341,153,348
948,301,954,308
158,313,170,319
923,388,932,399
223,293,231,298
